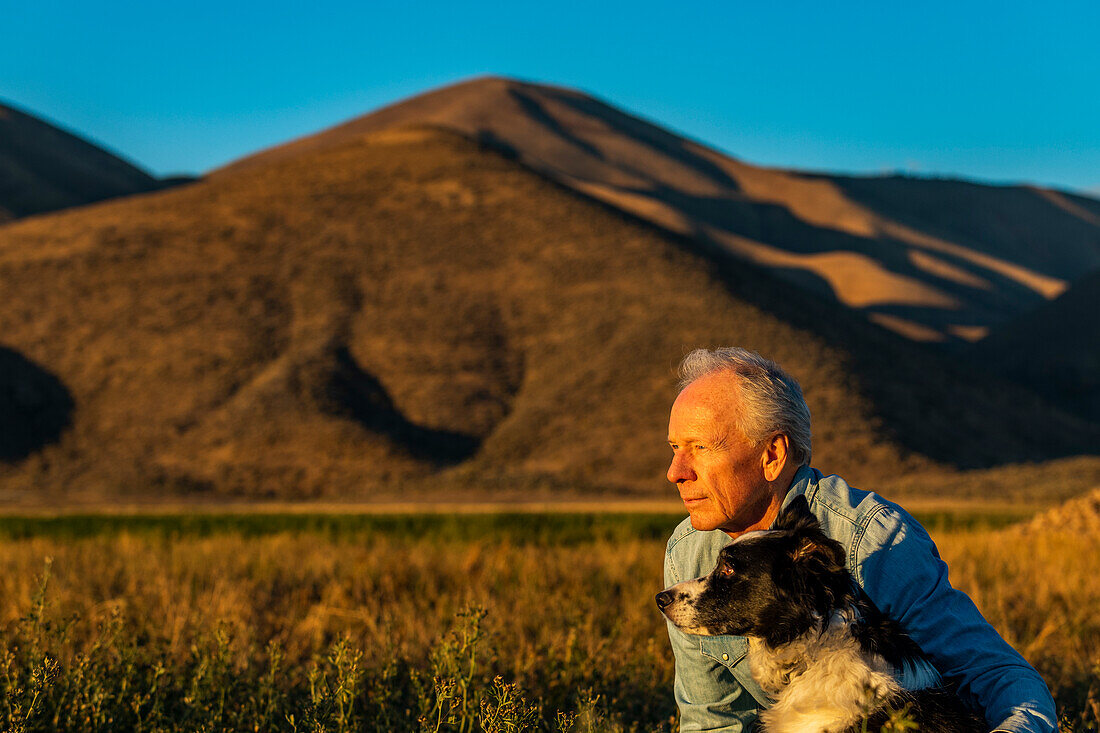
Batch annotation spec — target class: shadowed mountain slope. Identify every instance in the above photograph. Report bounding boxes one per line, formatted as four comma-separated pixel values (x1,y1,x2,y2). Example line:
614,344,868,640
0,101,162,222
0,127,1095,502
971,268,1100,421
222,77,1100,345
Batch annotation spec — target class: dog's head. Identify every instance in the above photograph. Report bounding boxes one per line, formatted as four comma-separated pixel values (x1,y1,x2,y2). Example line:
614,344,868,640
656,495,853,647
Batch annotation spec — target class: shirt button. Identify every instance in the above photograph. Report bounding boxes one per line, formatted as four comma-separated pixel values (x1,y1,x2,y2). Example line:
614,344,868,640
722,653,729,661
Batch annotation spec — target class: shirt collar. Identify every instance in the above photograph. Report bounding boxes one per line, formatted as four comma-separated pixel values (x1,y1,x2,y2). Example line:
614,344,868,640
772,464,819,527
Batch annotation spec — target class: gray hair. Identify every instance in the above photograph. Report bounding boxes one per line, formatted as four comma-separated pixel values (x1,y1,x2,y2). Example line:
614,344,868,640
677,347,812,467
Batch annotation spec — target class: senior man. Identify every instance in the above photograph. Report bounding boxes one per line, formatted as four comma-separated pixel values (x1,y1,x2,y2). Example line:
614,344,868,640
662,347,1055,733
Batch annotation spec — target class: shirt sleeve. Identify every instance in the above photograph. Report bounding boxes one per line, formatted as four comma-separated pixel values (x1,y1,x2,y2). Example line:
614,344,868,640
665,537,760,732
855,506,1057,733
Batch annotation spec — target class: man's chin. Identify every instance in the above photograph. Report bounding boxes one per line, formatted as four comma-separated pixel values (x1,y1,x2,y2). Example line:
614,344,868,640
687,511,720,532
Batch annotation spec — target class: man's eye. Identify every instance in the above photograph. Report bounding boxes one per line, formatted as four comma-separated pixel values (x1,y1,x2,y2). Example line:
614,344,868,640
695,445,708,452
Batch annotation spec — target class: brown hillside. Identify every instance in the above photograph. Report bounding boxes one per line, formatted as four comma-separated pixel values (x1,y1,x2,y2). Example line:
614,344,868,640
222,77,1100,345
0,101,161,222
0,127,1095,502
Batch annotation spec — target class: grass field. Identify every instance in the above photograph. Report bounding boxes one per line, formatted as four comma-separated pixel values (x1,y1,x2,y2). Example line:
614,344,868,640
0,508,1096,732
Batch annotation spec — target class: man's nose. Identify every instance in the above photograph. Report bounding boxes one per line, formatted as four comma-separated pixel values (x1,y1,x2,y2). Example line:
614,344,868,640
667,453,695,484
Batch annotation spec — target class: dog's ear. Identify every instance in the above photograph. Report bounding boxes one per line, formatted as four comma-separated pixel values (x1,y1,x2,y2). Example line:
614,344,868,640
791,536,819,562
790,535,842,567
789,530,849,605
774,495,819,533
778,531,851,640
778,496,843,569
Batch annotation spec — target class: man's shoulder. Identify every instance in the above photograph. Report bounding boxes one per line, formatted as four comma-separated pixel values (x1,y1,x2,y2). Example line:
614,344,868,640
796,467,933,565
795,466,902,521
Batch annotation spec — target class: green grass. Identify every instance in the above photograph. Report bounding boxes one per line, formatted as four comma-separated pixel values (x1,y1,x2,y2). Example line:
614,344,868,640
0,506,1035,542
0,512,680,544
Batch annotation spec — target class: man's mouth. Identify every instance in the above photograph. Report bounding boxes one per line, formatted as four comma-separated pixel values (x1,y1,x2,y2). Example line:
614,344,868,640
682,496,707,505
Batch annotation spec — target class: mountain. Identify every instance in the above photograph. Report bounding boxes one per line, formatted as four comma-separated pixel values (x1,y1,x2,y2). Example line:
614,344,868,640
0,101,162,222
222,76,1100,345
971,268,1100,420
0,115,1095,502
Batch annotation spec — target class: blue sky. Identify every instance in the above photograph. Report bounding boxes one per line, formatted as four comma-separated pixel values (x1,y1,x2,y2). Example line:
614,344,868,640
5,1,1099,194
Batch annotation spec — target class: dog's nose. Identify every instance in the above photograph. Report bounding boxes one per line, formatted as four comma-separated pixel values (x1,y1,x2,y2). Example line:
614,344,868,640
655,590,675,609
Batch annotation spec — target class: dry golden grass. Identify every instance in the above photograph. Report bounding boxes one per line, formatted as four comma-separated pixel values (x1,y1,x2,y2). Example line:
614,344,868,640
0,522,675,731
0,510,1097,730
0,532,665,670
937,530,1100,703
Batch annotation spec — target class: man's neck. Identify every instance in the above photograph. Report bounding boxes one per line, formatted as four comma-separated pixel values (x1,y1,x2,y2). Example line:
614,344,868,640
722,465,803,539
723,479,794,539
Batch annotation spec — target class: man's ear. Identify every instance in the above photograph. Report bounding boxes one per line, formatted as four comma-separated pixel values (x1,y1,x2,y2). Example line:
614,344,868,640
774,495,819,533
761,433,789,482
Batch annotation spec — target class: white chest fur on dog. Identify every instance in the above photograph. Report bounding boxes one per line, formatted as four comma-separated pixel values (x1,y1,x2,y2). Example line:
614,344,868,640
749,613,902,733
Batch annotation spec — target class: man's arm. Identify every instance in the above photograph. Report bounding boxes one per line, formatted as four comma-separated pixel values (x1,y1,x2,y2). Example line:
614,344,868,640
855,506,1057,733
665,535,761,733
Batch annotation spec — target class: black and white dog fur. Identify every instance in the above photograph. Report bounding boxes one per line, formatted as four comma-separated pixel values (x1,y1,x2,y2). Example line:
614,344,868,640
656,497,985,733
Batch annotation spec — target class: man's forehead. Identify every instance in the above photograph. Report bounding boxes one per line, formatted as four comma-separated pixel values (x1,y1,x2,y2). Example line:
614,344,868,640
669,372,741,430
667,405,719,442
679,371,741,406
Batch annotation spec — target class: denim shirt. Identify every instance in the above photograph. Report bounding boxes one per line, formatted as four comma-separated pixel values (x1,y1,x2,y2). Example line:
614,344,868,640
663,466,1056,733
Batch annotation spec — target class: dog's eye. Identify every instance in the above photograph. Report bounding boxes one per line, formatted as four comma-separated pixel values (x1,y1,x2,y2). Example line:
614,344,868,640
719,561,735,577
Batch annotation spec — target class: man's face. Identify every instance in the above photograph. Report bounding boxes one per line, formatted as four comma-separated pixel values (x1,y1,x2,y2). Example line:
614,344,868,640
666,372,772,535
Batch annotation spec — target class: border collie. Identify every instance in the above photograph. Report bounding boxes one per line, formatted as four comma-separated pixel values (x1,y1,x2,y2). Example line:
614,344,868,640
656,496,985,733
